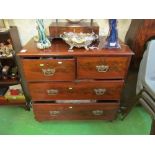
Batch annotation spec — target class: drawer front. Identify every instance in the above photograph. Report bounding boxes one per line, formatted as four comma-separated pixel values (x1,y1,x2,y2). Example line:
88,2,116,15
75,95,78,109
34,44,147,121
28,80,124,101
33,102,119,121
77,56,129,79
21,59,75,81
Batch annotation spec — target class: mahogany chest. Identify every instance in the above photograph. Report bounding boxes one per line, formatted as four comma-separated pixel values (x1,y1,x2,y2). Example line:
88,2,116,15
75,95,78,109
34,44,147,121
17,38,133,121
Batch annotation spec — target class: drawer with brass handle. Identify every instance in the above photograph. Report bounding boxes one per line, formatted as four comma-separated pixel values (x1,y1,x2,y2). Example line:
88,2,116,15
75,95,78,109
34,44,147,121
28,80,123,101
33,102,119,121
77,56,129,79
21,59,75,81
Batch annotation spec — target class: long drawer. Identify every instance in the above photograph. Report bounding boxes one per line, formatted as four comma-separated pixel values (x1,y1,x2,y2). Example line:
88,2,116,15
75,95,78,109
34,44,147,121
33,102,119,121
21,58,75,81
77,56,129,79
28,80,124,101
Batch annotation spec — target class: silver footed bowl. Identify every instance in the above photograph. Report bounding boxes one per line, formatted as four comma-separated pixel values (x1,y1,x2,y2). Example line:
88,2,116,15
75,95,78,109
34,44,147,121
60,32,98,50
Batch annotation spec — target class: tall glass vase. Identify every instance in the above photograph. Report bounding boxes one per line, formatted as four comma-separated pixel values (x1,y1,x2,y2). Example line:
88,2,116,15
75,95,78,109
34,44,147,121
104,19,120,49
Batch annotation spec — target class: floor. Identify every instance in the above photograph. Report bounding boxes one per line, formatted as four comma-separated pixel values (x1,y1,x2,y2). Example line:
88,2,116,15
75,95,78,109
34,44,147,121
0,68,152,135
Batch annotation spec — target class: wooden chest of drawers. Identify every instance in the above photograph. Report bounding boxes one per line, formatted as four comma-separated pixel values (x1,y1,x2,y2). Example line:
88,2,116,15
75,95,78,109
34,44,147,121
18,38,134,121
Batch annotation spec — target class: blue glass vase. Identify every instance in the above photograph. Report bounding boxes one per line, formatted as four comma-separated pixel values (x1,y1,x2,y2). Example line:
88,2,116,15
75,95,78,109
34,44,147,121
105,19,120,49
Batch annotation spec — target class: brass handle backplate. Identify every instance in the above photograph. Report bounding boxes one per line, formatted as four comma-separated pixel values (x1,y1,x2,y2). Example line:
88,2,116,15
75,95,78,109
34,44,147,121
42,68,55,76
94,88,106,95
49,110,60,116
47,89,59,95
92,110,104,116
96,65,109,72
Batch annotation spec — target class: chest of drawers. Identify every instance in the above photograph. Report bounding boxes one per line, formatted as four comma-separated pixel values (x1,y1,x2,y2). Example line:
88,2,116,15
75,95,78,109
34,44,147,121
18,38,134,121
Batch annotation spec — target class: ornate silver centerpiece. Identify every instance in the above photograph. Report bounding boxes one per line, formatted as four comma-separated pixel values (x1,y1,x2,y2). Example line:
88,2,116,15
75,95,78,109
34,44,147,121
60,32,98,51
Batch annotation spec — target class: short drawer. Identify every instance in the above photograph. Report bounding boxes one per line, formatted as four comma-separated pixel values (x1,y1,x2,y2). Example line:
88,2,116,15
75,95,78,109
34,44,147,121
21,58,75,81
28,80,124,101
77,56,129,79
33,102,119,121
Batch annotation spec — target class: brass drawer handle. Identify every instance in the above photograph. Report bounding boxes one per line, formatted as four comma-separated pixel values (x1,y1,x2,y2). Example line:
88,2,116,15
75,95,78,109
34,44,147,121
42,68,55,76
96,65,109,72
94,88,106,95
92,110,104,116
47,89,59,95
49,110,60,116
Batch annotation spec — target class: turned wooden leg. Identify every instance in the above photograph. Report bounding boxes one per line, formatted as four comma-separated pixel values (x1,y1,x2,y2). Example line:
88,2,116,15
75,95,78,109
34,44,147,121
25,101,31,111
150,119,155,135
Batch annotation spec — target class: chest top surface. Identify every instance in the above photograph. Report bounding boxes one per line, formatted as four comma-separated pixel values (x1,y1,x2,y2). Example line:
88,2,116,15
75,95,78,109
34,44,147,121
18,37,134,57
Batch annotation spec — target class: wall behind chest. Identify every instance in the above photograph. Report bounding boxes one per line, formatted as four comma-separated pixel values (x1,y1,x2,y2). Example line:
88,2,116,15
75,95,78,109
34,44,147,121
8,19,131,46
